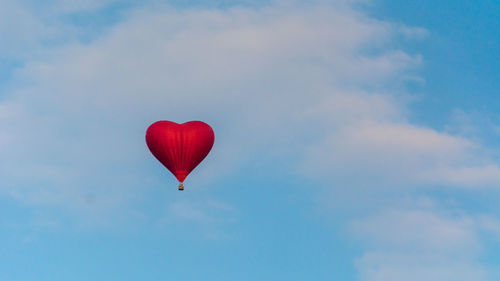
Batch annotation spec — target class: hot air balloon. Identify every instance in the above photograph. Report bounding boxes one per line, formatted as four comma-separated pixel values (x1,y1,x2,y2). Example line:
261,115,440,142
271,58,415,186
146,120,215,190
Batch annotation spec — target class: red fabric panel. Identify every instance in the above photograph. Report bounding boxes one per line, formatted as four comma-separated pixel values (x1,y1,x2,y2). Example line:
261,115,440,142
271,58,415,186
146,121,215,183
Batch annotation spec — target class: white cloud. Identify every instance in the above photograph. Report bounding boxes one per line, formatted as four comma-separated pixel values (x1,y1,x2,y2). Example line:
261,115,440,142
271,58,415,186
303,118,500,190
1,0,499,233
351,203,500,281
0,0,48,58
357,252,488,281
352,208,480,255
0,1,426,211
1,0,498,227
0,0,136,62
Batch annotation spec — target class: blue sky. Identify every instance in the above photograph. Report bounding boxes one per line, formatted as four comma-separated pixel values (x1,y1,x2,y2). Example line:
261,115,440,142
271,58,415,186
0,0,499,280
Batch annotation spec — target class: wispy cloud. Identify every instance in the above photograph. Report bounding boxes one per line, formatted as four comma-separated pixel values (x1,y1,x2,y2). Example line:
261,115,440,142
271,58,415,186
304,121,500,189
3,0,498,225
351,200,500,281
0,2,427,214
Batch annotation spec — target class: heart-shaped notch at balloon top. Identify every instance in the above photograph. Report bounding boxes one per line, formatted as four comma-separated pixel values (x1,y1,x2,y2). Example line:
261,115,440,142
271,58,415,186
146,121,215,190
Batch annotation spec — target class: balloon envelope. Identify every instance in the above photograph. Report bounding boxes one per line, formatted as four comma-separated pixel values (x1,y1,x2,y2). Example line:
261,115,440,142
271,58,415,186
146,121,215,187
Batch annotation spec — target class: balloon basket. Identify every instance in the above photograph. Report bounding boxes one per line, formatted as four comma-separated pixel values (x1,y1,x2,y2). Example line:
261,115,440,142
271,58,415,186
179,182,184,191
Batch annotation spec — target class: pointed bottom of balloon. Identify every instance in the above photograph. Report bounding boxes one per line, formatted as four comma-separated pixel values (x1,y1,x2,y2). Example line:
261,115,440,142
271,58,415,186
179,182,184,191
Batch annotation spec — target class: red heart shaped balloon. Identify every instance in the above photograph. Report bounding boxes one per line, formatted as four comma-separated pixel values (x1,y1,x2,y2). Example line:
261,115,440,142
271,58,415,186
146,121,215,190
